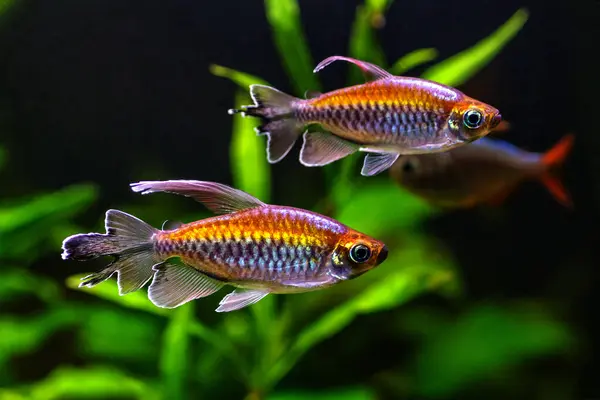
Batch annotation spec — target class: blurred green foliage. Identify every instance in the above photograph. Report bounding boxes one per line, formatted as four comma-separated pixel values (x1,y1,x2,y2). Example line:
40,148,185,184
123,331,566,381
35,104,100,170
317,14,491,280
0,1,575,400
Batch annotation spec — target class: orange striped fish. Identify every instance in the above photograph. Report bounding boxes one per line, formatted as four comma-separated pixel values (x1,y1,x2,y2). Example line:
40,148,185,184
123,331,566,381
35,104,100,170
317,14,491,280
61,180,388,312
229,56,502,176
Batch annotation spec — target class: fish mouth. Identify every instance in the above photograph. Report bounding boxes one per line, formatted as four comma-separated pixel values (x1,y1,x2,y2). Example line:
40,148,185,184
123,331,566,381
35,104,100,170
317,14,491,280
376,245,389,265
490,113,502,129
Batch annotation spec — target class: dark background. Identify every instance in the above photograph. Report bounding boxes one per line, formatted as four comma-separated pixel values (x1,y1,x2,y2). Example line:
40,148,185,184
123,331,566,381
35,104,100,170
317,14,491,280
1,0,599,398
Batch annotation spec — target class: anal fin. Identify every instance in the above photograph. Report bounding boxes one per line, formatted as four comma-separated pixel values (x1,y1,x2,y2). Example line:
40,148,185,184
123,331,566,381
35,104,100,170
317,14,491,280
215,289,269,312
148,261,224,308
361,152,400,176
299,132,359,167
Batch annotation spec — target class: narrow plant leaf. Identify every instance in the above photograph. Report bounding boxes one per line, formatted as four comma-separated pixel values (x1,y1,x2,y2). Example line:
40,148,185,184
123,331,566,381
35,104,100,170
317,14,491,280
66,274,247,373
347,0,393,84
334,180,437,238
230,90,271,202
210,64,270,90
264,0,321,95
267,241,455,388
390,48,439,75
421,8,529,87
0,268,61,304
414,303,571,398
268,386,376,400
160,303,193,400
25,366,156,400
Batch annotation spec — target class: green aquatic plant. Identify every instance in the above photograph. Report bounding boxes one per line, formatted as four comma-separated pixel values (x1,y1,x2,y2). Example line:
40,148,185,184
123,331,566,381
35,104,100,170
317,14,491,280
2,1,574,400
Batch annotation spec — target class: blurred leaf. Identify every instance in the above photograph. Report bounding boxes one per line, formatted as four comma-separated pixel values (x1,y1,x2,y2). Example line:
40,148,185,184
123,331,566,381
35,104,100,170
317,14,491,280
268,386,376,400
210,64,270,89
0,309,79,382
24,365,156,400
230,90,271,202
264,0,321,95
160,303,193,400
334,180,438,238
78,307,160,363
0,0,16,16
267,240,456,388
415,303,571,398
0,184,97,260
421,8,529,87
0,268,61,304
390,48,439,75
347,0,393,84
0,390,27,400
66,274,248,374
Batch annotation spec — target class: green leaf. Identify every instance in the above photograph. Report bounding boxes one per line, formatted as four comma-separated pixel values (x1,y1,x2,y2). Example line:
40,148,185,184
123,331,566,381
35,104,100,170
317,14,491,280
0,0,17,17
421,8,529,87
0,268,61,304
390,48,439,75
346,0,393,84
24,365,156,400
66,274,248,375
77,307,160,363
268,386,376,400
264,0,321,95
210,64,270,89
160,302,193,400
334,180,438,238
414,303,571,398
0,309,79,382
267,240,456,388
0,184,97,260
230,90,271,202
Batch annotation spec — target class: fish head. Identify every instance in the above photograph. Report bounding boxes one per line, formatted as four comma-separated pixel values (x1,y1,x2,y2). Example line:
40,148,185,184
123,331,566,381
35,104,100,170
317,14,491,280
448,98,502,143
389,153,453,188
328,231,388,280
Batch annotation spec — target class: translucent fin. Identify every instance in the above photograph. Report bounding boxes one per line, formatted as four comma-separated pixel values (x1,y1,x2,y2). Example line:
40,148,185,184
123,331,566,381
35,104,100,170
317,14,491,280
148,261,225,308
313,55,392,81
130,180,266,215
299,132,359,166
361,152,400,176
61,209,159,295
215,289,269,313
228,84,303,163
540,133,574,208
304,89,322,99
161,220,183,231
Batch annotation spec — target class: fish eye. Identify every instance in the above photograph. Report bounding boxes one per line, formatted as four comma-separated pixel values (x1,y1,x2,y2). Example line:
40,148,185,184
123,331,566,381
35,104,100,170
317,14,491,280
349,244,371,264
463,109,484,129
401,157,419,174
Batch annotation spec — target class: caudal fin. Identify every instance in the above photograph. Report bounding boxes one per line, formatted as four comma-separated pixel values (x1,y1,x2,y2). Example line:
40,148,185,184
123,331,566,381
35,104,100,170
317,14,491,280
61,209,159,294
228,84,303,163
540,133,575,208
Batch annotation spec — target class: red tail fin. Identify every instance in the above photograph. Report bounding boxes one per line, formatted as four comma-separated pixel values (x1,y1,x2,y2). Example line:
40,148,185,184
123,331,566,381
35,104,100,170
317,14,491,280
540,133,575,208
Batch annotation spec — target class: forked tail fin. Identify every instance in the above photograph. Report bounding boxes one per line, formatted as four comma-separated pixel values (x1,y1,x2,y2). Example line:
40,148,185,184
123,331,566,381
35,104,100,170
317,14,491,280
540,133,575,208
228,84,303,163
61,209,159,294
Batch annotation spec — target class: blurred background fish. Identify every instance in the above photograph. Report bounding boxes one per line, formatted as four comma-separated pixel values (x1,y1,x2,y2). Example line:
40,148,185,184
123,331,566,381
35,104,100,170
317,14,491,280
389,133,574,208
230,56,501,177
61,180,388,312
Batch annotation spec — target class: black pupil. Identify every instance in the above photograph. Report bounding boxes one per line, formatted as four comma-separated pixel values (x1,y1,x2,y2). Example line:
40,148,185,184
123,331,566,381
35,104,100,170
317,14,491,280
402,160,414,173
352,245,370,262
466,111,482,127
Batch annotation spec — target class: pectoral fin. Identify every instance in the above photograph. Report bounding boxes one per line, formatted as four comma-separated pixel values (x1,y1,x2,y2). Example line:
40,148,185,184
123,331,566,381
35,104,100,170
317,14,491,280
299,132,359,167
215,289,269,312
361,152,400,176
148,261,224,308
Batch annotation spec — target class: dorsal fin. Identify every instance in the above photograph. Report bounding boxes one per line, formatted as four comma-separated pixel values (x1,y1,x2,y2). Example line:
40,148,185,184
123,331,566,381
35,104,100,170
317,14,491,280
313,55,392,81
130,180,266,215
161,220,183,231
304,89,322,99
